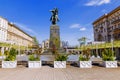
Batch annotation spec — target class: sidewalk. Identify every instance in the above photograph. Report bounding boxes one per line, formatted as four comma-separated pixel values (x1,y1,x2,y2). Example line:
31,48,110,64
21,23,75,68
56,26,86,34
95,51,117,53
0,65,120,80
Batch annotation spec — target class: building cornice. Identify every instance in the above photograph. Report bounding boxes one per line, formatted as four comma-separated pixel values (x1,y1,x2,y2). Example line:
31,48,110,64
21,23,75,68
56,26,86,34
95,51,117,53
93,6,120,25
8,22,33,39
0,16,8,22
0,16,33,39
7,31,33,43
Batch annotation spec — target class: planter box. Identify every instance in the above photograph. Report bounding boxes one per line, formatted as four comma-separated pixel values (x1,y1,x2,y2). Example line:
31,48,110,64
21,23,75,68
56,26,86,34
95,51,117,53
2,61,17,68
79,61,92,68
54,61,66,68
103,61,118,68
0,56,6,60
28,61,41,68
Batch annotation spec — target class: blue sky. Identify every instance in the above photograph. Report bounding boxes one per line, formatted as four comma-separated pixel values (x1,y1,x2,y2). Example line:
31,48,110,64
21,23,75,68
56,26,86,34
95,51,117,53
0,0,120,46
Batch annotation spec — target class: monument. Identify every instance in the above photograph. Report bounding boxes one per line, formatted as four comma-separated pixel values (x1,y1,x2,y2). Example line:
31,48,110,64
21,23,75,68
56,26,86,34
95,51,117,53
49,8,60,50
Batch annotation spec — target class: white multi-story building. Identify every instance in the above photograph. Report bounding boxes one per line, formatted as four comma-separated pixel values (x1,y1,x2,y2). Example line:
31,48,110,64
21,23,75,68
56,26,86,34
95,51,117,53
0,17,8,42
93,6,120,59
87,41,105,45
7,23,33,46
42,40,49,49
93,6,120,42
0,16,34,54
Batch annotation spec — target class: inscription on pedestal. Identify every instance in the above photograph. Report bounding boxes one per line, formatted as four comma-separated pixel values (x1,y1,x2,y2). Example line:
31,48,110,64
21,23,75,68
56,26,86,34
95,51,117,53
49,25,60,49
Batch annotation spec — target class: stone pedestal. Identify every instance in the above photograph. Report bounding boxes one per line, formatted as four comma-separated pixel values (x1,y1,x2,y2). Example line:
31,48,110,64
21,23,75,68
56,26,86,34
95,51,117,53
49,25,60,49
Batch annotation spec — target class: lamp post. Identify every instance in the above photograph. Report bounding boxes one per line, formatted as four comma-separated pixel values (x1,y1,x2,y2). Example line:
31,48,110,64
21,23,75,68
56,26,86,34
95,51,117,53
111,30,114,54
1,41,5,61
26,45,28,55
111,37,114,54
19,43,20,55
96,44,98,57
9,41,14,50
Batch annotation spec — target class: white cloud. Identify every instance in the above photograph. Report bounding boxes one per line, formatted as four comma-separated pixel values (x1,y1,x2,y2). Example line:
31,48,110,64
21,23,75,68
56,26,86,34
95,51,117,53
70,23,87,31
85,0,110,6
70,24,81,29
79,27,86,31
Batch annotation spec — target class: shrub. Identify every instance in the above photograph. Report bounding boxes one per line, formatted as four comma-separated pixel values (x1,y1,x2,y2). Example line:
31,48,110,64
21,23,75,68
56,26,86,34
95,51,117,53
9,48,17,57
79,48,91,61
79,54,89,61
4,48,17,61
20,50,24,54
102,49,115,61
29,54,40,61
4,50,9,56
5,55,16,61
0,51,2,56
55,54,68,61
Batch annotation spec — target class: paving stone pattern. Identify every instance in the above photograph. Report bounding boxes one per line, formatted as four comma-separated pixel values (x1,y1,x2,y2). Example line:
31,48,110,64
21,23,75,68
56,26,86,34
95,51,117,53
0,65,120,80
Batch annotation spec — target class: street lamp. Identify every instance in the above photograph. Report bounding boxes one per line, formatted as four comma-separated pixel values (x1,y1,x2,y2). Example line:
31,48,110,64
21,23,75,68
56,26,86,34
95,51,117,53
111,37,114,54
111,30,114,54
9,40,14,50
19,43,20,55
96,44,98,57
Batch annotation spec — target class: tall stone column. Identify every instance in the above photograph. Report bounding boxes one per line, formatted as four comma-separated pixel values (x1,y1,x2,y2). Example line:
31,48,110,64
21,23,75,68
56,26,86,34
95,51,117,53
49,25,60,49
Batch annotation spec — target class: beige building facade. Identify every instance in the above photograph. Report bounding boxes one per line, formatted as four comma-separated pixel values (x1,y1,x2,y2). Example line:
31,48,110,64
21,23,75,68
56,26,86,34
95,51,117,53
7,23,33,46
93,6,120,42
0,17,8,42
0,16,34,54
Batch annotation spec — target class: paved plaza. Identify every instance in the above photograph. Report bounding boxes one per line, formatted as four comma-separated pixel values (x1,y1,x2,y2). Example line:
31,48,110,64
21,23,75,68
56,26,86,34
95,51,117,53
0,65,120,80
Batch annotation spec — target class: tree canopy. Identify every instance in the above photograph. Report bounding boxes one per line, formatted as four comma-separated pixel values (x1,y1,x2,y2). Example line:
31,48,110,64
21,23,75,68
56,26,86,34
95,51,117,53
33,36,39,45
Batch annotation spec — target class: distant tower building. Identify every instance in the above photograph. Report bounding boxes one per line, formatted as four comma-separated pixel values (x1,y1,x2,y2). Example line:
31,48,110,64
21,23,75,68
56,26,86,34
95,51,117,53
42,39,49,49
42,39,49,52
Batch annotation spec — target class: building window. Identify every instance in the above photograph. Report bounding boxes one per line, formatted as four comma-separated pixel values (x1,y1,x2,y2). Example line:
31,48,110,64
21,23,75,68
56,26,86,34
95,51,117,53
118,34,120,39
104,29,106,32
118,24,120,28
112,26,113,30
105,36,107,40
114,25,116,29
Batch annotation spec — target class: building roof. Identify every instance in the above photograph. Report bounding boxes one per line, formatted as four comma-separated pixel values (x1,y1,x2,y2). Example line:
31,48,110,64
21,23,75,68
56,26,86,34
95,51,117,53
0,16,8,22
0,16,33,39
93,6,120,24
8,22,33,38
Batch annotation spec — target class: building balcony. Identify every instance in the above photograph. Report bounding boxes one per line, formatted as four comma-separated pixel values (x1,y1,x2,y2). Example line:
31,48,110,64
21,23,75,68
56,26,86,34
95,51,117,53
112,19,120,24
113,28,120,34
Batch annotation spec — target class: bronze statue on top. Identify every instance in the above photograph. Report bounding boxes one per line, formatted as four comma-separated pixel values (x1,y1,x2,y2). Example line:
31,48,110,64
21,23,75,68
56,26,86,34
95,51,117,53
50,8,59,25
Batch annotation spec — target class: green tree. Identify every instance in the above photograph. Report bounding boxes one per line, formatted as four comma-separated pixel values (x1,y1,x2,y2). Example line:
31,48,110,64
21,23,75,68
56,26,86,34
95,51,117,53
78,37,89,47
4,50,9,56
79,48,91,61
102,49,115,61
33,36,39,45
0,51,2,56
4,48,17,61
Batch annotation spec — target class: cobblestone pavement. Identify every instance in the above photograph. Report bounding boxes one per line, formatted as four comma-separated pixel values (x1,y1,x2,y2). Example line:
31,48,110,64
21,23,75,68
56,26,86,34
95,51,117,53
0,65,120,80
